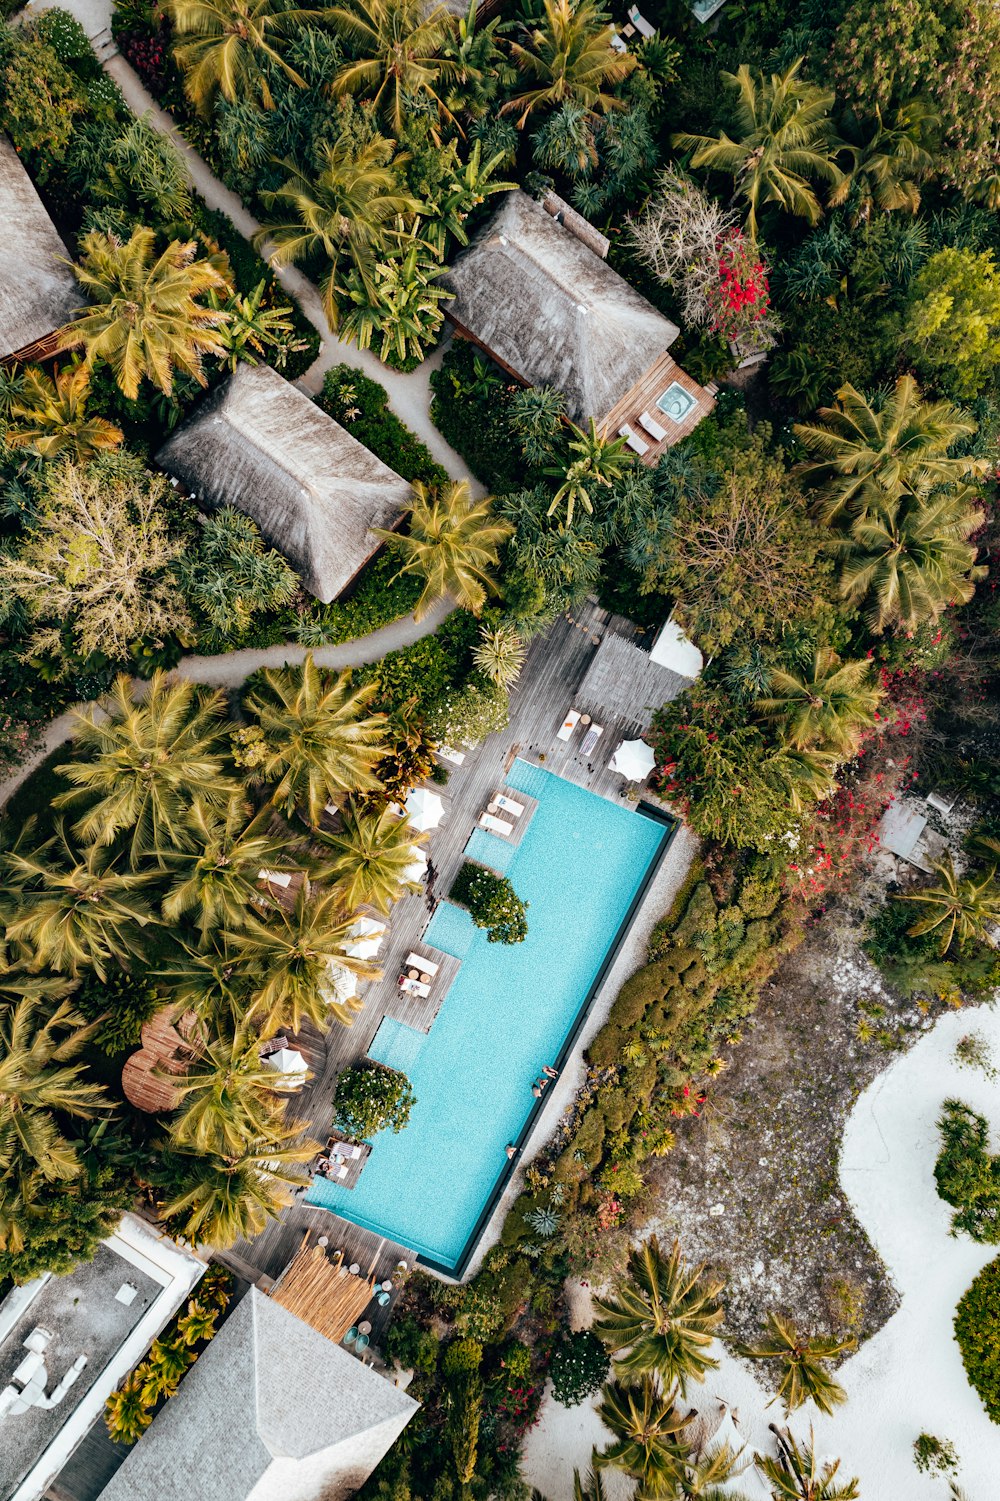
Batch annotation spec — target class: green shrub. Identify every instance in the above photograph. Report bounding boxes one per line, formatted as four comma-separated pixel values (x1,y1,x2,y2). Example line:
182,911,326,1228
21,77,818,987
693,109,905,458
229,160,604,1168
429,341,523,491
548,1330,609,1407
450,862,528,944
934,1099,1000,1242
912,1433,958,1476
74,969,163,1056
384,1314,440,1373
318,365,448,486
954,1255,1000,1422
442,1337,483,1378
334,1062,416,1140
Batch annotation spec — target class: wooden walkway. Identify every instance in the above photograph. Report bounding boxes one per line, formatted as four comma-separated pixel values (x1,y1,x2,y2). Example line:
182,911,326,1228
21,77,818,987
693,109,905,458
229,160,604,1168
231,600,668,1284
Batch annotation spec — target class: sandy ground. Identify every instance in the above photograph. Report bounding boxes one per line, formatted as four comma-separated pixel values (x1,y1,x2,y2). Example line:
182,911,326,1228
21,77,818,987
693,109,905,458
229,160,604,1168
523,1003,1000,1501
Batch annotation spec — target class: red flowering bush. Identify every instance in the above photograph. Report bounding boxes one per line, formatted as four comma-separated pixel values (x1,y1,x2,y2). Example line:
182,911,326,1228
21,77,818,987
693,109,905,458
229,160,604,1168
705,228,773,342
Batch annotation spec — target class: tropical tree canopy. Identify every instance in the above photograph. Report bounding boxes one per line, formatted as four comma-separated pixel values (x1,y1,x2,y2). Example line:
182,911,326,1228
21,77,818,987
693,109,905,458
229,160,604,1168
164,0,323,112
4,363,123,462
374,480,513,619
902,857,1000,955
505,0,635,127
0,998,109,1185
315,799,423,914
594,1377,694,1495
328,0,460,136
758,649,882,755
739,1312,854,1416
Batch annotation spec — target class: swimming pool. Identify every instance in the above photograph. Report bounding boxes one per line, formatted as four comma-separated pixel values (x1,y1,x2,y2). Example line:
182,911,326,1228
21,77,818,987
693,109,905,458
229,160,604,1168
307,760,672,1272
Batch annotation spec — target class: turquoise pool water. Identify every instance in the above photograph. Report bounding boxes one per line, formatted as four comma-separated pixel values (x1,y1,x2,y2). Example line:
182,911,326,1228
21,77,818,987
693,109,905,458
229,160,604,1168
307,760,670,1269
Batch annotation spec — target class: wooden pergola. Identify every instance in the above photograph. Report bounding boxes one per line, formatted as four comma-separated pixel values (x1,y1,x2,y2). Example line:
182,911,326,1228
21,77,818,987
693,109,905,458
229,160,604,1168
268,1233,379,1344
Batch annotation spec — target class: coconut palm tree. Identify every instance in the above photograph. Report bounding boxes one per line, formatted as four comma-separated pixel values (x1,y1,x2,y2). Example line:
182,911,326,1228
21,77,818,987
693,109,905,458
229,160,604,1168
57,228,230,400
164,0,323,112
5,363,123,462
157,940,259,1031
830,101,937,224
756,1425,859,1501
104,1371,154,1445
836,487,986,634
260,134,419,327
546,419,632,527
155,1128,316,1246
169,1026,302,1157
595,1377,694,1495
592,1235,725,1395
3,823,157,979
474,622,526,687
314,799,424,914
242,656,387,824
679,1440,753,1500
793,377,986,525
738,1313,854,1416
504,0,635,128
758,649,881,755
902,856,1000,954
770,747,841,814
673,60,843,240
0,998,110,1184
374,480,513,619
228,881,376,1034
328,0,460,136
572,1461,606,1501
159,802,296,947
54,673,241,865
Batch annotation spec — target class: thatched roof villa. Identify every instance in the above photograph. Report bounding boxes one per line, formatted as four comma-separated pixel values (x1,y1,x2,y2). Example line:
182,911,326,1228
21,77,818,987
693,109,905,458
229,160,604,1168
442,190,715,465
0,134,80,365
156,364,412,603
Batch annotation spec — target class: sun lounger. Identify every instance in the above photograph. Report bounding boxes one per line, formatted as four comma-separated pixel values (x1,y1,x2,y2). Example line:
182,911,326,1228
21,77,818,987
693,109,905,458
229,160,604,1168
438,744,466,765
328,1139,362,1159
629,5,656,37
495,793,525,817
638,410,668,442
480,812,515,836
335,1163,348,1179
609,29,628,51
557,708,582,741
258,868,291,887
405,952,439,976
580,723,604,756
399,977,431,998
619,424,649,456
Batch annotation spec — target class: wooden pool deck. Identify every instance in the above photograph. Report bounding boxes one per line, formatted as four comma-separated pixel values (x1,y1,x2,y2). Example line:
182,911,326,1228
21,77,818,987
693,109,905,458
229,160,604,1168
229,600,672,1289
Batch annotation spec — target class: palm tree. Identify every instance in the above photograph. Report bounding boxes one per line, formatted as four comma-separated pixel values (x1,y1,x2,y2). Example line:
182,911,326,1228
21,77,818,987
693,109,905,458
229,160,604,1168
228,881,376,1033
420,141,516,257
572,1461,606,1501
0,998,109,1184
315,799,424,914
771,746,841,814
157,941,259,1031
546,419,632,527
673,60,843,240
104,1370,154,1445
169,1027,301,1157
3,823,157,979
756,1425,859,1501
5,363,123,461
56,227,230,400
738,1313,854,1416
902,856,1000,954
328,0,460,136
260,134,419,327
836,487,986,634
159,803,295,947
793,377,985,525
679,1440,753,1500
242,656,387,824
164,0,323,112
338,231,453,365
155,1128,316,1246
830,102,937,223
504,0,635,128
474,622,526,687
595,1377,694,1496
54,673,241,864
592,1235,725,1395
374,480,513,619
758,649,881,755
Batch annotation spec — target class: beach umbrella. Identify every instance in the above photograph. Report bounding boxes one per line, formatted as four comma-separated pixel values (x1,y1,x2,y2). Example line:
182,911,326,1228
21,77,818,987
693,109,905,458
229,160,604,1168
609,738,655,781
262,1048,308,1083
322,960,360,1005
402,847,428,884
343,917,387,960
404,787,445,832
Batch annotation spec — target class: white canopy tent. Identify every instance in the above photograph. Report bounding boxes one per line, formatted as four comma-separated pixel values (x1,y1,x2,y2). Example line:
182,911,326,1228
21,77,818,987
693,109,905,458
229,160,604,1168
404,787,445,832
609,737,656,781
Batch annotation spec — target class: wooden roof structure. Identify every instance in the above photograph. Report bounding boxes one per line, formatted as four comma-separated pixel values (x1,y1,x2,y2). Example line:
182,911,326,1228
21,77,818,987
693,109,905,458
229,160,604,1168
121,1008,199,1114
269,1234,379,1343
0,133,80,363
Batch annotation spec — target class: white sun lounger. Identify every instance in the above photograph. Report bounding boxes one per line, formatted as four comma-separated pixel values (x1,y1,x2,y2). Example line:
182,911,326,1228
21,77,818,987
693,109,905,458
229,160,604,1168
609,29,628,51
629,5,656,37
258,868,291,888
481,812,515,836
329,1141,362,1159
404,952,439,977
638,410,668,442
619,424,649,456
495,793,525,817
580,723,604,756
399,977,431,998
557,708,582,741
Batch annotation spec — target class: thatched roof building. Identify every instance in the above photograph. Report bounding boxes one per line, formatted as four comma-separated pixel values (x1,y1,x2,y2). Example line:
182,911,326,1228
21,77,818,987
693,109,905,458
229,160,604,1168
99,1287,418,1501
442,190,681,423
156,365,412,603
0,134,80,364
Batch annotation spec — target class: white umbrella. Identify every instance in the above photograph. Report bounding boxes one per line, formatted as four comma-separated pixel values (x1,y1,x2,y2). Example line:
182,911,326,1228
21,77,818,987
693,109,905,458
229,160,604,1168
343,916,387,960
402,847,428,884
404,787,445,832
609,738,655,781
322,960,359,1005
262,1048,308,1081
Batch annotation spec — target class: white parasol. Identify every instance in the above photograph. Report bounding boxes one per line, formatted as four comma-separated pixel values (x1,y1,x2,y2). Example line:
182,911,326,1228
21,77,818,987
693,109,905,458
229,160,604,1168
609,738,656,781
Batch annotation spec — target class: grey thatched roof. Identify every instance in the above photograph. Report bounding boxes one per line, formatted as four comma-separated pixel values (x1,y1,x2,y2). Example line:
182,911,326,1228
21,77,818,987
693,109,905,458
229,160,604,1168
0,134,80,360
443,191,680,422
577,628,692,731
156,365,411,603
99,1287,417,1501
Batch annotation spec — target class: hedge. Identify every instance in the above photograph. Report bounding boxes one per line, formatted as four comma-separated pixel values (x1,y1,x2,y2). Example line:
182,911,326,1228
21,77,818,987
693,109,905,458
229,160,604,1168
318,365,448,487
954,1255,1000,1422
